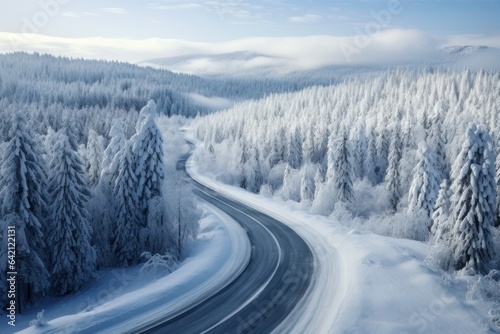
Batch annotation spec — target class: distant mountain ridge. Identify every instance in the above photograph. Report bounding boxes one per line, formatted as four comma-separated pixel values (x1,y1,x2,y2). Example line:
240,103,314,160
140,46,499,77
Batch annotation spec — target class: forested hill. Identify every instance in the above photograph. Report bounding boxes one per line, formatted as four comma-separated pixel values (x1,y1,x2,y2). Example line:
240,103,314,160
0,52,339,115
0,52,198,117
193,67,500,274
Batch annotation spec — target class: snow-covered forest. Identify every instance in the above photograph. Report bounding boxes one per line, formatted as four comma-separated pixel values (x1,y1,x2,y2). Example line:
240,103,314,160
0,53,207,313
193,68,500,274
0,50,499,332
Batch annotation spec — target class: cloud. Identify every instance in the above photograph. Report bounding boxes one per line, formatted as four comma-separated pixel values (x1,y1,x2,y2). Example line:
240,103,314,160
102,7,128,15
1,30,500,74
289,14,322,24
186,93,234,110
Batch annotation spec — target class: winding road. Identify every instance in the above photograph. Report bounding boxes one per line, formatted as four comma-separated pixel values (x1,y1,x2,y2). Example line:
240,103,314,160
139,147,314,333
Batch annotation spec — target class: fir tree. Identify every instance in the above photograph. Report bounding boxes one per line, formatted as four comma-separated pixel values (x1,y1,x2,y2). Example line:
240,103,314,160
496,132,500,227
300,163,316,203
133,110,165,223
287,126,303,169
385,125,403,212
447,125,496,274
112,141,141,267
331,129,354,203
375,129,389,184
47,131,96,295
408,144,440,228
0,113,49,303
85,129,105,187
353,123,367,180
365,128,378,185
431,179,451,244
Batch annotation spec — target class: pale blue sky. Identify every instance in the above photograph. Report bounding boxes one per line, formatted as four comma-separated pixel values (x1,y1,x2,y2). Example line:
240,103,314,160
1,0,499,41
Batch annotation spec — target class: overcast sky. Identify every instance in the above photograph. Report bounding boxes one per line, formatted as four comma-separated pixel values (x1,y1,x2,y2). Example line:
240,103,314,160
0,0,499,66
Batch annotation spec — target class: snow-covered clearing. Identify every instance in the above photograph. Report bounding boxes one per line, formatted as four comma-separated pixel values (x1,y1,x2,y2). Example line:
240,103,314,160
5,205,250,334
187,136,493,334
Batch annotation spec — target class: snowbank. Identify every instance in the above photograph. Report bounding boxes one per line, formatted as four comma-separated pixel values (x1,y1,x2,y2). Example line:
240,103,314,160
187,137,489,334
8,205,250,334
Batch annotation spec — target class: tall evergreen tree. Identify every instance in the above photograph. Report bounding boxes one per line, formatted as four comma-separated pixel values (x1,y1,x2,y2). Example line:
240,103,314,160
365,128,378,185
0,112,49,303
375,129,389,184
47,131,96,295
353,123,367,180
431,179,451,244
112,141,141,267
429,104,449,180
133,110,165,223
85,129,105,187
331,129,354,203
496,131,500,227
300,163,316,203
447,125,496,274
385,125,403,212
287,126,303,169
408,144,440,226
303,126,315,164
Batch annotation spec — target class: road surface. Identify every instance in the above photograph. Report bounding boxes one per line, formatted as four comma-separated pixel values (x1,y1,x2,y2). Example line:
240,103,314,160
140,147,314,334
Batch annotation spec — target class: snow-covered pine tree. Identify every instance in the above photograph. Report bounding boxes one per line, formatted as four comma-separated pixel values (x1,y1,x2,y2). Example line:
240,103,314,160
385,125,403,212
102,119,127,173
429,103,449,180
447,125,496,274
112,141,141,267
0,112,49,303
326,130,336,183
281,164,295,201
431,179,451,244
47,131,96,295
136,100,157,132
133,108,165,224
245,145,263,194
365,128,378,185
408,144,440,229
85,129,105,187
300,163,316,203
375,128,389,184
353,123,367,180
100,119,127,196
237,139,248,189
287,126,303,169
496,131,500,227
332,129,354,203
43,126,59,165
303,126,315,164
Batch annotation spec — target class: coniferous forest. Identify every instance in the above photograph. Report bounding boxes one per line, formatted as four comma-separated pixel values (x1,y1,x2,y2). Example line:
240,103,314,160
193,68,500,274
0,51,499,332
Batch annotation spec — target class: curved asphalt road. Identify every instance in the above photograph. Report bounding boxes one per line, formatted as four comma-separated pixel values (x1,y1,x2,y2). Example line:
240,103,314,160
139,146,314,334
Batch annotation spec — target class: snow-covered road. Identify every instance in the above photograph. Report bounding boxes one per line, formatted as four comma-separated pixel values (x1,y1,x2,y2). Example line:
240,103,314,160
141,144,314,333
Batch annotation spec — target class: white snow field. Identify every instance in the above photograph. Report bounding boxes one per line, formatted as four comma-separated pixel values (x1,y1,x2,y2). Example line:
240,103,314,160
186,136,493,334
8,204,250,334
